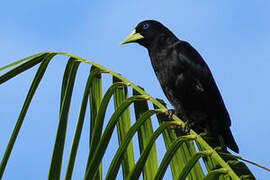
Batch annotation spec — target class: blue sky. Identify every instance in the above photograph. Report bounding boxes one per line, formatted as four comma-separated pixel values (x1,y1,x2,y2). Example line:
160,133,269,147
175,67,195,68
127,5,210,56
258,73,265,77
0,1,270,179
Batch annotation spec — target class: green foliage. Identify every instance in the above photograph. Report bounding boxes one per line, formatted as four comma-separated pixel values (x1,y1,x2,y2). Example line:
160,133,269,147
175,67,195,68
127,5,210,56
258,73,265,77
0,52,256,180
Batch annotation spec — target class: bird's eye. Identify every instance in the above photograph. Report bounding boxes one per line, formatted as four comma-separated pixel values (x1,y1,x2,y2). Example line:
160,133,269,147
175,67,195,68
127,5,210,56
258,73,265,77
143,23,150,29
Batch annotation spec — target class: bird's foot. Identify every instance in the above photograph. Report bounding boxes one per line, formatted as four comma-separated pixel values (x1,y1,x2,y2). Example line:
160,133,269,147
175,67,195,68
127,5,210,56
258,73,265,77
165,109,175,119
183,121,195,134
183,123,191,134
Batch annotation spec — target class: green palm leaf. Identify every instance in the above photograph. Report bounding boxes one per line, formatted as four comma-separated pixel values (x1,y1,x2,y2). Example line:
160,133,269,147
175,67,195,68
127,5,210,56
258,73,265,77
0,52,259,180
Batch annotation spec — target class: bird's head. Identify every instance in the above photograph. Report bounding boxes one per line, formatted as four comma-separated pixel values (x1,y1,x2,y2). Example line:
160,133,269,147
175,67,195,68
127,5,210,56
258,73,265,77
121,20,175,48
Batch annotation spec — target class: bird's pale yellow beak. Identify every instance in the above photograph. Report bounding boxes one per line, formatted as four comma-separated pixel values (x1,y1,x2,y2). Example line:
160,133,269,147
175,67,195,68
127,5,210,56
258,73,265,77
120,29,144,44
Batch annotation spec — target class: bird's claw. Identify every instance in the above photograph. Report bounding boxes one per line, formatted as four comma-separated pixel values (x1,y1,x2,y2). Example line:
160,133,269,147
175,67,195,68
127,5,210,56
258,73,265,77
183,123,191,134
165,109,175,119
183,122,195,134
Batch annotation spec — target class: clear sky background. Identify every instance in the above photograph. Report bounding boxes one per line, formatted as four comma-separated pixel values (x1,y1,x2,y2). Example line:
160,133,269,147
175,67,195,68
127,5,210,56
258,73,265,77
0,1,270,179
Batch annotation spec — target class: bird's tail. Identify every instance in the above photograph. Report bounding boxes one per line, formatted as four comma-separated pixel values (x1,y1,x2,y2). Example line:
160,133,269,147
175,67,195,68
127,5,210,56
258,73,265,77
222,128,239,153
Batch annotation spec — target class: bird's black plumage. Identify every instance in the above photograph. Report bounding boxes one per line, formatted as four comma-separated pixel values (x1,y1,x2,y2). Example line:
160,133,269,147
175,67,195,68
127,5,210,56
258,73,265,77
121,20,239,153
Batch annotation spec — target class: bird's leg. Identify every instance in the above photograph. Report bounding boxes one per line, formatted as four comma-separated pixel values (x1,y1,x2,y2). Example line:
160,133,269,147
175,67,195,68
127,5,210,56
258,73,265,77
165,109,175,119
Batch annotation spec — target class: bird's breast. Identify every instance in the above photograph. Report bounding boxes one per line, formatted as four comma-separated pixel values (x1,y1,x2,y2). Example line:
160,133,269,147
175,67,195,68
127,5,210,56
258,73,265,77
149,48,184,101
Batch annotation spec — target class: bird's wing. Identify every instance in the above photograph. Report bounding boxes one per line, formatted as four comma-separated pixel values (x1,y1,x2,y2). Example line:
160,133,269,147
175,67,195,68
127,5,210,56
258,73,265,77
174,41,231,127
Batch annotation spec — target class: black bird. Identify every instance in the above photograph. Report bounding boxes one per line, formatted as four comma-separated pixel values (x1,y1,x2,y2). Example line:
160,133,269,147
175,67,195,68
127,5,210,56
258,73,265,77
121,20,239,153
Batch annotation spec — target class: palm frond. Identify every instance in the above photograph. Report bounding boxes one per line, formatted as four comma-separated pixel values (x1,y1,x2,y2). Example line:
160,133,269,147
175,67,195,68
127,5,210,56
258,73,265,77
0,52,258,180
